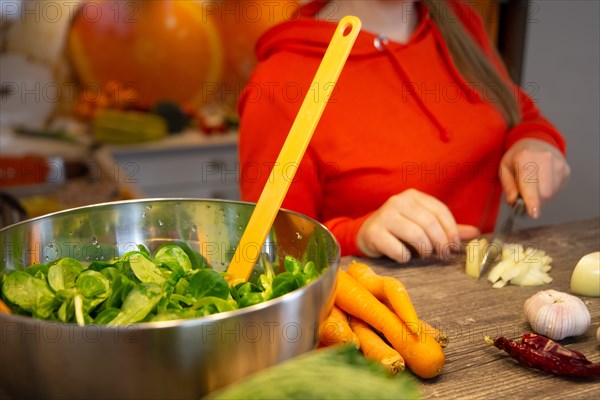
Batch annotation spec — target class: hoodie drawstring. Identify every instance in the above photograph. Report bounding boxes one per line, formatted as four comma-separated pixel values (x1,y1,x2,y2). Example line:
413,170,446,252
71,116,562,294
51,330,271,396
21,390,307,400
375,34,453,142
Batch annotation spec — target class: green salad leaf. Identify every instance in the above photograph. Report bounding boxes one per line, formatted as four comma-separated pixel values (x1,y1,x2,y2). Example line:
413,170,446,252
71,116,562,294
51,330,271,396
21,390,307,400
48,258,84,292
205,345,421,400
188,269,229,300
108,282,163,325
0,244,324,326
127,253,166,284
154,244,192,272
2,271,59,319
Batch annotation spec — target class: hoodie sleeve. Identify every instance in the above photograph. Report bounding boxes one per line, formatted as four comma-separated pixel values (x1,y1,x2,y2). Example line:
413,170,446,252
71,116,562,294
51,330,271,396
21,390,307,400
323,214,373,257
449,0,566,154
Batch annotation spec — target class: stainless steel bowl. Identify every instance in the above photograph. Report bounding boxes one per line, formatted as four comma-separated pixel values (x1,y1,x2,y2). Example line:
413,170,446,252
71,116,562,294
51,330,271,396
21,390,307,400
0,199,340,399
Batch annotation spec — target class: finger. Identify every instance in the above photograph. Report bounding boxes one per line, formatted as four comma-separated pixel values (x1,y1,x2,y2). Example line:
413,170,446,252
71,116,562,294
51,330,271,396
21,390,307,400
499,162,519,204
558,160,571,190
515,161,541,219
387,215,435,259
457,224,480,241
447,224,480,255
410,191,461,248
376,230,413,264
356,212,414,262
536,154,556,202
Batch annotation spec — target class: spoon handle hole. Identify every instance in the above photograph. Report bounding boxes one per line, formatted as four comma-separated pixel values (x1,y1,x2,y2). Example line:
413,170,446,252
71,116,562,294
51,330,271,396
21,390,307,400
342,23,354,36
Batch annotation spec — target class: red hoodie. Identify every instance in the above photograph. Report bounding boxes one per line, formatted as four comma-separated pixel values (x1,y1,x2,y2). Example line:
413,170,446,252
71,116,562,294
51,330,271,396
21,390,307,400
238,0,566,257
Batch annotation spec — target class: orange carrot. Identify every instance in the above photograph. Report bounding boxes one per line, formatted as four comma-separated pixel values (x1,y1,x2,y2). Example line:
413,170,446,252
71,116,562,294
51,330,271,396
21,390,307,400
319,305,360,348
381,298,449,348
382,276,420,335
420,320,449,348
349,316,405,374
335,270,445,379
0,299,11,314
347,262,386,299
347,262,421,335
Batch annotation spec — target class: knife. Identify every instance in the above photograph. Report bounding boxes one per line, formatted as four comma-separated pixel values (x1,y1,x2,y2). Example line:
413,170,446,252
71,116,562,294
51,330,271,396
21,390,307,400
478,197,526,279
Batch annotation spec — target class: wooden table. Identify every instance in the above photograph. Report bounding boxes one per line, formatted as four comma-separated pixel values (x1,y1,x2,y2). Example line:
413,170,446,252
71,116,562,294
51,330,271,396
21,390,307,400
338,218,600,399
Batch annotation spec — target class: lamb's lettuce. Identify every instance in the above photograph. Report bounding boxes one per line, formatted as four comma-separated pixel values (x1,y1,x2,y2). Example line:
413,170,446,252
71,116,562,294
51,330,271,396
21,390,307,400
0,244,322,326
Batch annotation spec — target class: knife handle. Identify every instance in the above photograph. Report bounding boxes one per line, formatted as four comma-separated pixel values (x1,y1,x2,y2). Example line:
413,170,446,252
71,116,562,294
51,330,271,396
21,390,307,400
512,196,525,216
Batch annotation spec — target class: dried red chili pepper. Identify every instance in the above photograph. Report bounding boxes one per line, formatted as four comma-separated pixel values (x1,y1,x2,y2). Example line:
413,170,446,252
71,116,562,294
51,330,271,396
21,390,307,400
485,333,600,379
521,333,591,365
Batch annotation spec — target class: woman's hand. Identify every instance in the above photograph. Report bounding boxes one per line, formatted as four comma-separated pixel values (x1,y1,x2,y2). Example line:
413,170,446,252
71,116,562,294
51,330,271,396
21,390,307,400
356,189,479,263
499,138,570,219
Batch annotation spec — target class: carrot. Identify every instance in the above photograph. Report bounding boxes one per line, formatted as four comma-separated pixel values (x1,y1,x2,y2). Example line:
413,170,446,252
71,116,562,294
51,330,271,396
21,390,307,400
420,320,449,348
335,270,445,379
0,299,11,314
347,262,385,299
380,298,449,348
319,305,360,348
347,262,421,335
349,316,405,374
382,276,420,335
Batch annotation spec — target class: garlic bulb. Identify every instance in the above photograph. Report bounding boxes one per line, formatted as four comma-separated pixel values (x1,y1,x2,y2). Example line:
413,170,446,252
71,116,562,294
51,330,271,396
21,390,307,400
524,290,591,340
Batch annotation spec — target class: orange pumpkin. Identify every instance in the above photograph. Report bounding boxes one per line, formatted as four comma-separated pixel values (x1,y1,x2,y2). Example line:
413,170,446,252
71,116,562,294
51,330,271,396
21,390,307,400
214,0,299,111
68,0,223,109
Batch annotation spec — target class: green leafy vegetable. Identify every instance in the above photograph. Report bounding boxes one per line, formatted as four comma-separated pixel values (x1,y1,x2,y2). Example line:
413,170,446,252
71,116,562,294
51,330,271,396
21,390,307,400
127,253,166,284
2,271,59,319
188,269,229,300
94,307,121,324
0,244,323,325
109,283,163,325
193,296,237,314
76,270,111,307
303,261,319,284
22,263,50,277
271,273,300,299
206,345,421,400
237,292,264,308
154,244,192,272
284,255,303,274
48,258,84,291
99,267,135,309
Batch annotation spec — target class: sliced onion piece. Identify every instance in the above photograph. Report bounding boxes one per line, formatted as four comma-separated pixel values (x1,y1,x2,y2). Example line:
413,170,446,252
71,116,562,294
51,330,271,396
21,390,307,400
488,245,553,288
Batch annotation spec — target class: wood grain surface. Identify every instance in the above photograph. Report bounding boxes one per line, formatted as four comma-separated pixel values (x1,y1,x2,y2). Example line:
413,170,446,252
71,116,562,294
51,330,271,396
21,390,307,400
339,218,600,400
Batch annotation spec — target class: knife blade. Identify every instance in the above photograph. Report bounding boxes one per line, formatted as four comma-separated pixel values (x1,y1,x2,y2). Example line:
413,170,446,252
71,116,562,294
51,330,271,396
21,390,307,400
478,197,526,279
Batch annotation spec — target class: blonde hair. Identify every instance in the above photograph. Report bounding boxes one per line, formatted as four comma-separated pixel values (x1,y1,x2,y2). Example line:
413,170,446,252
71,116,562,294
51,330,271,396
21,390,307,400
422,0,521,127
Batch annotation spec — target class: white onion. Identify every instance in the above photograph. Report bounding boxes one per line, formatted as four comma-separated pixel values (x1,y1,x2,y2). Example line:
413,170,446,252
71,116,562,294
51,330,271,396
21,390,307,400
570,252,600,297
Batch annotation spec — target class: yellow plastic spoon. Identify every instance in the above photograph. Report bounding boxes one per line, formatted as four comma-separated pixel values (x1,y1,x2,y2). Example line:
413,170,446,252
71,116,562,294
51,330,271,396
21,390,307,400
226,15,362,284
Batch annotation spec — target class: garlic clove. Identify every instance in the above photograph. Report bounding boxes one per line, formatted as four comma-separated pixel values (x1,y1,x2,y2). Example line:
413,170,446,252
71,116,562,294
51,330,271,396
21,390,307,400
523,290,591,340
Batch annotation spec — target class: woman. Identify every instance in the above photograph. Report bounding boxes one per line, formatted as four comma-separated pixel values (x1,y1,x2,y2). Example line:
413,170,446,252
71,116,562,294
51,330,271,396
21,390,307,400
238,0,570,263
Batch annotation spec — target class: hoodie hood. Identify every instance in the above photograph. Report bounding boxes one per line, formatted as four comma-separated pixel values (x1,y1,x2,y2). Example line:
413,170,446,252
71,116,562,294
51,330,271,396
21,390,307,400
256,1,431,60
254,1,477,142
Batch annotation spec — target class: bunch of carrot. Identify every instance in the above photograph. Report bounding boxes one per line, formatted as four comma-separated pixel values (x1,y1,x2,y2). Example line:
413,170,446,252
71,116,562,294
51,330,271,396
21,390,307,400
318,262,448,379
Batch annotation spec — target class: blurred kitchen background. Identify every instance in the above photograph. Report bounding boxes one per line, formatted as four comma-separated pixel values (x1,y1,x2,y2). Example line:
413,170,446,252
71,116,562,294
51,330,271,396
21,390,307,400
0,0,598,229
